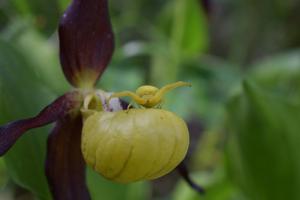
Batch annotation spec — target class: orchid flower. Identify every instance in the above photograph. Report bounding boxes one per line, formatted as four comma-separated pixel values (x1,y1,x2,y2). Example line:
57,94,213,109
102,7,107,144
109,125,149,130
0,0,203,199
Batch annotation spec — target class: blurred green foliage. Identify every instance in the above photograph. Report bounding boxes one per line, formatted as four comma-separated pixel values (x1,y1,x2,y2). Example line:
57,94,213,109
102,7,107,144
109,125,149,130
226,51,300,200
0,0,299,199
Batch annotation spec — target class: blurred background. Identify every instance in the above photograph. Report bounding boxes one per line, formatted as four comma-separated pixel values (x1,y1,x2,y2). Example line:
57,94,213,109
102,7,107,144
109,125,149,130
0,0,300,199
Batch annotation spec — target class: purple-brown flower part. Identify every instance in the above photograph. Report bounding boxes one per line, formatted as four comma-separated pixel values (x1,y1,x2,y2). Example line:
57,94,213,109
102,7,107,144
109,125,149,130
177,162,205,194
0,91,82,156
46,115,90,200
59,0,114,88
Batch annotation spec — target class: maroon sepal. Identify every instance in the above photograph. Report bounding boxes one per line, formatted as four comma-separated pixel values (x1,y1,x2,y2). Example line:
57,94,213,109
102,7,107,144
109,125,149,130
59,0,114,88
45,115,90,200
0,91,82,156
177,162,205,194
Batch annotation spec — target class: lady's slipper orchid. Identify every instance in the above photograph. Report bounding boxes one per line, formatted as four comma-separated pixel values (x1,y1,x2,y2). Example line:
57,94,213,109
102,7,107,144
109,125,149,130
0,0,204,199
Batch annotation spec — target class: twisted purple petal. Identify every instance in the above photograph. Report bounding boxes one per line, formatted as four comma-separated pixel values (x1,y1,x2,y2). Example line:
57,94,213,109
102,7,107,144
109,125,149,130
0,91,82,156
45,115,90,200
177,162,205,194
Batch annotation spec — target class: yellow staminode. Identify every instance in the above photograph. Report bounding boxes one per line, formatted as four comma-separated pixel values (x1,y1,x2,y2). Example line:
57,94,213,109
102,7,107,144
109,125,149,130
108,81,191,108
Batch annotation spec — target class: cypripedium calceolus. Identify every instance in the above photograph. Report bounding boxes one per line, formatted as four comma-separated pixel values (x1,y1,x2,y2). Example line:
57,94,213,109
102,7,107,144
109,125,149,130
0,0,204,199
81,82,190,183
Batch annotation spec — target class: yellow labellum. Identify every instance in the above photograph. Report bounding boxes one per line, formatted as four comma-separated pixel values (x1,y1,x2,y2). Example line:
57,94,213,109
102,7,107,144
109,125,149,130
81,108,189,183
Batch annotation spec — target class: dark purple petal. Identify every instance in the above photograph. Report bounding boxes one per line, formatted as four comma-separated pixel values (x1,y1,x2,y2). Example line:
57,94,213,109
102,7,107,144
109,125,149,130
177,162,205,194
45,115,90,200
0,91,82,156
59,0,114,88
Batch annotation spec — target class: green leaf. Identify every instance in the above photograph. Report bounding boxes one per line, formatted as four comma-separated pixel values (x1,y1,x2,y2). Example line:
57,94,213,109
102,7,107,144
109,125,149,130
151,0,208,84
171,0,208,57
249,50,300,100
0,158,8,188
0,39,55,199
10,0,60,35
13,27,69,94
227,80,300,200
158,0,208,58
1,22,70,94
87,167,149,200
